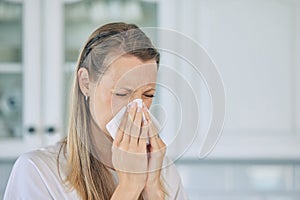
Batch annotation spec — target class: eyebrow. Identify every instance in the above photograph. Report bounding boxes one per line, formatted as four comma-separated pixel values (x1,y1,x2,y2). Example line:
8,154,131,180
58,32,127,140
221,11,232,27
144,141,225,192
113,87,156,92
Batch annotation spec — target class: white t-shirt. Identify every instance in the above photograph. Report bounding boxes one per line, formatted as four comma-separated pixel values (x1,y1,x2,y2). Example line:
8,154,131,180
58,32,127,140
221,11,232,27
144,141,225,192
4,142,189,200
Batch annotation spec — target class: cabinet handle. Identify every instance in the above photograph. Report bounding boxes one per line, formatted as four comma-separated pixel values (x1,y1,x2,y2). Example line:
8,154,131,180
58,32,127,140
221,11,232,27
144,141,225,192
46,126,56,134
27,126,36,134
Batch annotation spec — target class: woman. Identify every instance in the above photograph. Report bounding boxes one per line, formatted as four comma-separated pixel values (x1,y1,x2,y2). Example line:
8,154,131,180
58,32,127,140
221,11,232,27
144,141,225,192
4,22,188,200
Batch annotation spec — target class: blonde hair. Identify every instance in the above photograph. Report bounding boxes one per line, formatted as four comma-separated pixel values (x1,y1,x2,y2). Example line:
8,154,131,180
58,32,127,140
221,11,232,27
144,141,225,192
58,22,167,200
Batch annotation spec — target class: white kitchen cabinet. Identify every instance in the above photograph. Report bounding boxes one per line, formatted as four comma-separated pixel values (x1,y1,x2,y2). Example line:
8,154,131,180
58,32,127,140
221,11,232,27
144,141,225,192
201,0,300,160
0,0,158,159
0,0,64,159
158,0,300,160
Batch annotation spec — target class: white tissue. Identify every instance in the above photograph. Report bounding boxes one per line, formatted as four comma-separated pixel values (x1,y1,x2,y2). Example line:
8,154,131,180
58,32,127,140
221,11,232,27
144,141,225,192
105,98,161,144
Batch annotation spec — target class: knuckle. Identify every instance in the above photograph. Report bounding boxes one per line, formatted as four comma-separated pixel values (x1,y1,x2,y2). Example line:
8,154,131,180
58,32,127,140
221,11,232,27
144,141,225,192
112,141,119,147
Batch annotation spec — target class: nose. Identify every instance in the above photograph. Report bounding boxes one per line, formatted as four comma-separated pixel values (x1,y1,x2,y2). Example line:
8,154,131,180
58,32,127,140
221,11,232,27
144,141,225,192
129,92,143,103
129,94,152,110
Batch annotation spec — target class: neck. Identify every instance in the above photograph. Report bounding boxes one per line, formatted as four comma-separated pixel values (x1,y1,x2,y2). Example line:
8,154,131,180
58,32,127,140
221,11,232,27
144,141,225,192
90,118,115,170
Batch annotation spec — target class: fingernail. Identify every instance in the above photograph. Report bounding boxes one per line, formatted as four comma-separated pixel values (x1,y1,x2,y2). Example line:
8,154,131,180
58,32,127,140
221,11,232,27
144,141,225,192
143,103,148,111
129,103,134,110
137,106,141,112
132,102,137,110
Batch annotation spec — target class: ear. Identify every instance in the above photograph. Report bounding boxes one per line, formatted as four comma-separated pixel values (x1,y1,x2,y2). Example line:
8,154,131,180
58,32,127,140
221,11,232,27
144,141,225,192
78,68,90,96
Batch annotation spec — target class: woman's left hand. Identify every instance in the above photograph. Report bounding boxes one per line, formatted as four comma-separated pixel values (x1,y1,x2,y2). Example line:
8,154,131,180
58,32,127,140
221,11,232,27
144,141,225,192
141,103,166,199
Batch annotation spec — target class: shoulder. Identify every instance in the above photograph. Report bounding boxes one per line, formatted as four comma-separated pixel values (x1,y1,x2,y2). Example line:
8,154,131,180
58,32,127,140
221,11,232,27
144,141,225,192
12,142,64,174
16,143,59,163
4,142,71,199
12,142,62,170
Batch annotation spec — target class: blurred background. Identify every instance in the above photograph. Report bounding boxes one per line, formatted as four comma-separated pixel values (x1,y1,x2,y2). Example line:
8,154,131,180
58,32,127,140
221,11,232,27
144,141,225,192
0,0,300,199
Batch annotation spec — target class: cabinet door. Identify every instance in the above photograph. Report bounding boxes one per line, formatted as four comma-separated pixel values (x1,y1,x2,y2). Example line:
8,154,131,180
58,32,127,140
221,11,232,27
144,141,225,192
158,0,300,160
197,0,300,159
41,0,64,146
0,0,160,158
0,0,43,159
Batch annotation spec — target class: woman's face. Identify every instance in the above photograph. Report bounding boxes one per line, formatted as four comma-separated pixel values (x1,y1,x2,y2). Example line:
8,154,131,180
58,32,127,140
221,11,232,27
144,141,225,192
89,55,158,137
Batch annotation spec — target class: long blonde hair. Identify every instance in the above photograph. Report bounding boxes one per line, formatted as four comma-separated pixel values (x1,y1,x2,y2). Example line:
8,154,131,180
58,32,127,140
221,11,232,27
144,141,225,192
58,22,166,200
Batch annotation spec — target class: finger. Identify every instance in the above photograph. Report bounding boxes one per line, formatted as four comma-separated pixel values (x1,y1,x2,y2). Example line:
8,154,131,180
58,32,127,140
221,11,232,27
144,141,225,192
130,105,143,145
113,106,129,147
143,105,160,149
157,136,166,149
122,102,137,144
141,105,150,140
148,121,160,150
142,104,158,138
138,118,148,147
142,103,151,137
143,103,151,121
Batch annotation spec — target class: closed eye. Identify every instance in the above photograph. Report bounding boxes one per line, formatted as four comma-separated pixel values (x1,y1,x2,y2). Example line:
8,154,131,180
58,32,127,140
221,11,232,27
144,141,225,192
115,93,155,98
114,93,128,96
144,94,155,98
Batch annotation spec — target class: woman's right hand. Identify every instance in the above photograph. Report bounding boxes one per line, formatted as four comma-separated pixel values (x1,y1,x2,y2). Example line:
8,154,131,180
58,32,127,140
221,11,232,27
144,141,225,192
111,102,149,198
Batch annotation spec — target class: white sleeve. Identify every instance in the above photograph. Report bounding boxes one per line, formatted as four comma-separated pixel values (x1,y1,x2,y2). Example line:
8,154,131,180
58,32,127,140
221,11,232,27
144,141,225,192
4,153,53,200
173,178,189,200
161,158,189,200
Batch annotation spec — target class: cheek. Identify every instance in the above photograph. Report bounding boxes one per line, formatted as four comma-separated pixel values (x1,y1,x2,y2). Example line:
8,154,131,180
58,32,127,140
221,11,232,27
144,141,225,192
103,93,111,107
110,95,129,115
96,88,112,115
89,86,112,130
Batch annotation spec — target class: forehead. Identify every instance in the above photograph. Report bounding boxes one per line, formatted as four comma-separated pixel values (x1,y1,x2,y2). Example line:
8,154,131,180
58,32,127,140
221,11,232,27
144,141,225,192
106,55,158,89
